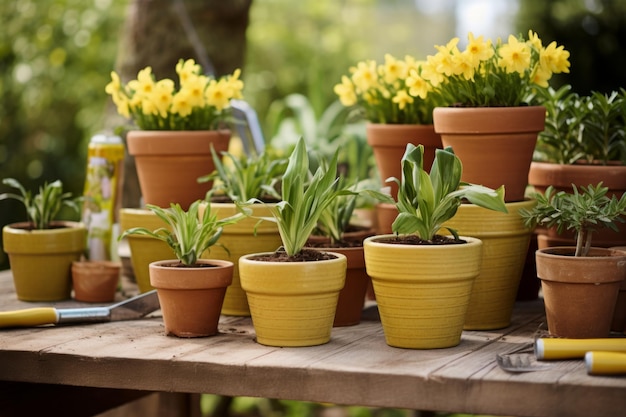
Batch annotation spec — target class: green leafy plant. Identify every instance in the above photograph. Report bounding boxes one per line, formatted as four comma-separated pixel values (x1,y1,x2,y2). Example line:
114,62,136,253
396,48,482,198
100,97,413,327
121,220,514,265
532,85,626,164
390,144,508,241
199,146,288,203
0,178,80,230
119,200,245,266
316,178,393,246
520,183,626,257
251,137,356,257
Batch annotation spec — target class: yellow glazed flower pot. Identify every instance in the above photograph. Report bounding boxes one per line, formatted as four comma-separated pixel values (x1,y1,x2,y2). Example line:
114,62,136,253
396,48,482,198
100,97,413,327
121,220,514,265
364,235,483,349
119,208,173,293
3,221,87,301
199,202,283,316
239,252,347,347
442,199,536,330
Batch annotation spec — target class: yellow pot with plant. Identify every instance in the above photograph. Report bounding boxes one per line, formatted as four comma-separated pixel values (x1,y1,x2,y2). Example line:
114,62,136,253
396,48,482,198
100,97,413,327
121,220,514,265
105,59,244,209
425,31,571,203
364,144,508,349
1,178,86,301
239,138,350,347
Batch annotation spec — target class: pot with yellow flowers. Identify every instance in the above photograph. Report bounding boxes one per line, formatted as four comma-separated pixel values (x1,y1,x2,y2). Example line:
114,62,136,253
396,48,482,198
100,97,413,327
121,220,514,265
105,58,244,210
334,54,444,234
427,31,571,203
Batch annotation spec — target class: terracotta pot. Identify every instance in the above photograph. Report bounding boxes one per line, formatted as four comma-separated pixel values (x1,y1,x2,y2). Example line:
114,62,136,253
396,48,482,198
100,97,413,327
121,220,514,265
71,260,121,303
536,247,626,338
149,259,233,338
610,246,626,333
443,200,536,330
433,106,546,203
364,235,482,349
199,202,283,317
126,130,231,209
239,252,347,347
366,124,441,200
3,221,87,301
119,208,173,293
529,161,626,249
375,202,398,235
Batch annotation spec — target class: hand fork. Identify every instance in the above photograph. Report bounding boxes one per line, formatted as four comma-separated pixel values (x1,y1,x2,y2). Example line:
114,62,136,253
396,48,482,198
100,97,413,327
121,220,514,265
496,343,554,373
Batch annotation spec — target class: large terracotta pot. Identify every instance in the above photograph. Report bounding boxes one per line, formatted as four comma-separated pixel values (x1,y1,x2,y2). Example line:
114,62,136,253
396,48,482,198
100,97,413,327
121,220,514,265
536,247,626,338
119,208,173,293
200,202,283,317
3,221,87,301
366,123,441,200
364,235,482,349
149,259,233,337
433,106,546,203
528,161,626,248
239,252,347,347
126,130,231,209
443,200,536,330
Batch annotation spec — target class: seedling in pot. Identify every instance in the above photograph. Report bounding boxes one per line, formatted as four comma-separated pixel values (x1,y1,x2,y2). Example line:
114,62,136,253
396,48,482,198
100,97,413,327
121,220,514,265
389,144,507,243
520,183,626,256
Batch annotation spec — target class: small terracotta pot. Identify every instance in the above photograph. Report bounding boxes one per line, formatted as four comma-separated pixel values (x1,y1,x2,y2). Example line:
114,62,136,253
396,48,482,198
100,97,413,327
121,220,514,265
610,246,626,333
536,247,626,338
375,202,398,235
149,259,233,338
72,261,121,303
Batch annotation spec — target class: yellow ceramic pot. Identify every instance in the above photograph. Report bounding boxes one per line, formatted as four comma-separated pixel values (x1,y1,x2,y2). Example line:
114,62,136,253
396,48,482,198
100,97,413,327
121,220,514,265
239,252,347,347
364,234,482,349
3,221,86,301
442,199,536,330
119,208,173,293
199,202,283,316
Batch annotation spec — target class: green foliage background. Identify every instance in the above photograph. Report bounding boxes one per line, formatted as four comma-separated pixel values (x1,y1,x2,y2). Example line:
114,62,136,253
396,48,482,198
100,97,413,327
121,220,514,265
1,0,626,271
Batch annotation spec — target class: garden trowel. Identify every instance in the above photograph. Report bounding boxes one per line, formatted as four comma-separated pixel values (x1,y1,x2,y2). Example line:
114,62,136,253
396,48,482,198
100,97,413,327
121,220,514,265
0,290,160,328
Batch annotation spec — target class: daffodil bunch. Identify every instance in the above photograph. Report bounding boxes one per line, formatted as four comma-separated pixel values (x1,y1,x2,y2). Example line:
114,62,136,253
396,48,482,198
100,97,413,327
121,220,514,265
105,59,244,130
421,31,570,107
333,54,443,124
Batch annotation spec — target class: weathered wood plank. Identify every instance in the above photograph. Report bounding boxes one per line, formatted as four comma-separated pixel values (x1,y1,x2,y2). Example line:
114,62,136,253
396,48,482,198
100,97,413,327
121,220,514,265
1,270,625,417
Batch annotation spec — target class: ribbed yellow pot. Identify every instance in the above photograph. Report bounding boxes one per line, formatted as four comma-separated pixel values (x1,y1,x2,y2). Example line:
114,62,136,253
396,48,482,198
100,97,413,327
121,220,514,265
239,252,347,347
119,208,173,293
199,203,283,316
3,221,87,301
443,200,536,330
364,235,482,349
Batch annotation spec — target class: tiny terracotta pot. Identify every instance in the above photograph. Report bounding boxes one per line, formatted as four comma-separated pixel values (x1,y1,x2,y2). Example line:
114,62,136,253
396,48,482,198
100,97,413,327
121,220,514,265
72,261,121,303
536,247,626,338
149,259,233,338
610,246,626,333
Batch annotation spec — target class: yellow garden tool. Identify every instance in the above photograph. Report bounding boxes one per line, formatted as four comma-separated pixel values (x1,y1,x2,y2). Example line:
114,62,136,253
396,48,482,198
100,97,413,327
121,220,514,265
535,338,626,360
0,290,159,328
585,351,626,375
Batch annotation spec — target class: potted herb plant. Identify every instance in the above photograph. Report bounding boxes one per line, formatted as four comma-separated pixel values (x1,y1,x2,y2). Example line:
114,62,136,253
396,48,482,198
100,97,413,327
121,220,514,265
197,147,288,316
520,183,626,338
105,58,244,209
428,31,571,203
363,144,507,349
334,53,444,233
528,85,626,248
1,178,86,301
120,200,245,337
238,137,354,347
306,178,393,327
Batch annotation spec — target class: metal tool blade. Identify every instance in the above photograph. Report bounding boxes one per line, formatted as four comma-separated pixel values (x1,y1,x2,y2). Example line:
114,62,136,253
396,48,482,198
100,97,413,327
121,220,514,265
57,290,160,325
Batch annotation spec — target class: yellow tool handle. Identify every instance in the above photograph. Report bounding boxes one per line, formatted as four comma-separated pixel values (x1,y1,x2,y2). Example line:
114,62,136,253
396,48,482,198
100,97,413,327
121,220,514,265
586,351,626,375
0,308,59,328
536,338,626,360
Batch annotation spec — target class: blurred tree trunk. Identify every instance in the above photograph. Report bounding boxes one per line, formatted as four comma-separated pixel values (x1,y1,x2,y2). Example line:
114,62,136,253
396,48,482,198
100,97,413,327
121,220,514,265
112,0,253,208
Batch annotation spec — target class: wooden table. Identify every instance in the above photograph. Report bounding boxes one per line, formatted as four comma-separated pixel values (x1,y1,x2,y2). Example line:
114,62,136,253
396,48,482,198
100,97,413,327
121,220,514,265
0,269,625,417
